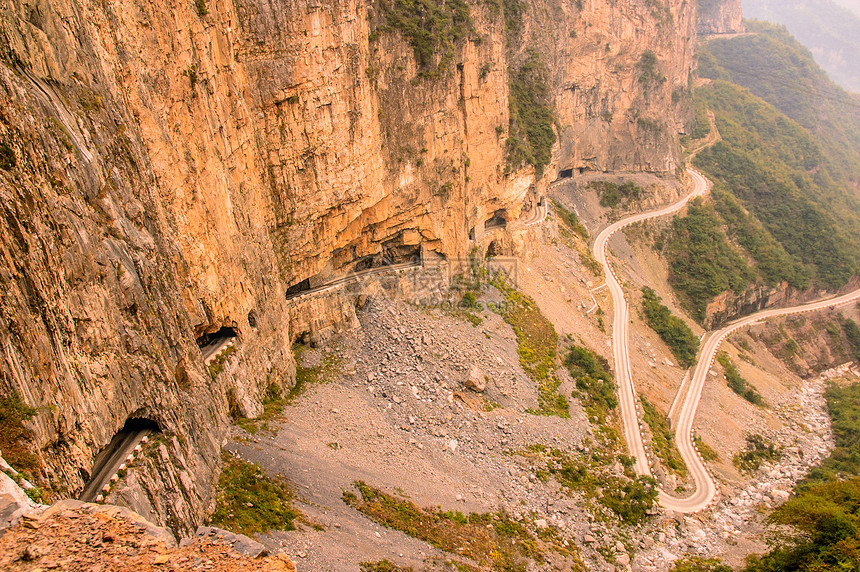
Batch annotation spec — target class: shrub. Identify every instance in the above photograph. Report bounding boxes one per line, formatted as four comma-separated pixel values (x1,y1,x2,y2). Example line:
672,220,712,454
0,394,40,477
507,51,556,177
716,352,764,406
641,288,700,368
565,344,616,423
733,434,781,474
209,453,302,536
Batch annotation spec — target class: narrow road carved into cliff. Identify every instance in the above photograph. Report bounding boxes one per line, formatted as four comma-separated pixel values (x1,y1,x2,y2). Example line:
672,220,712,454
594,168,860,513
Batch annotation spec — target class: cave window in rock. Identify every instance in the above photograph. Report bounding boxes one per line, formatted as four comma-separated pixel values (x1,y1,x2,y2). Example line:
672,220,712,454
484,209,507,230
247,310,258,329
286,278,311,299
79,417,161,502
559,168,574,179
195,326,237,349
486,240,501,258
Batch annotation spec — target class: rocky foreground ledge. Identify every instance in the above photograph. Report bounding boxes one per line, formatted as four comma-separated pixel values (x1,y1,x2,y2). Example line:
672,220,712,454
0,499,297,571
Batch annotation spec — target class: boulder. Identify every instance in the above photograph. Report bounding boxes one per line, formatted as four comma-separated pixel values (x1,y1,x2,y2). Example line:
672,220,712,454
465,365,487,392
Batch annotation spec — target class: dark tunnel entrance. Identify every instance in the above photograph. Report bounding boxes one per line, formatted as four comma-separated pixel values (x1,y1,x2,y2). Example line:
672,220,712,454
286,278,312,298
484,209,507,230
559,168,574,179
79,417,161,502
195,326,237,349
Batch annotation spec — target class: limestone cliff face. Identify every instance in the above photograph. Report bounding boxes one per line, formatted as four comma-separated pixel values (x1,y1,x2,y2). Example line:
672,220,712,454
697,0,745,35
0,0,695,533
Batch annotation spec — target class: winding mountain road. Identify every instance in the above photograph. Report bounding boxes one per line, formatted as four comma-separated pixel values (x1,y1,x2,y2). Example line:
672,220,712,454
592,167,860,513
593,169,711,479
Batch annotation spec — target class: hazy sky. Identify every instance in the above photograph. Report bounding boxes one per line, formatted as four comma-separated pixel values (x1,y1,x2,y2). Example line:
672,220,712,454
833,0,860,16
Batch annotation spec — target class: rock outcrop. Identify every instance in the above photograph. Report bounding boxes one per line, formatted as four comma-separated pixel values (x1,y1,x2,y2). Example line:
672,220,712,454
697,0,745,35
0,0,696,533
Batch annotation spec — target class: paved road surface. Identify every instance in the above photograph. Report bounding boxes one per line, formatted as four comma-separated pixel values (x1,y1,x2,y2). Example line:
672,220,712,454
593,168,711,478
663,286,860,512
79,428,152,502
594,167,860,513
285,261,421,302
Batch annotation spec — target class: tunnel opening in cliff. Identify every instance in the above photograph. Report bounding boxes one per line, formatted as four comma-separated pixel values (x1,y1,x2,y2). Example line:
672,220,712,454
195,326,237,349
286,278,312,299
79,417,161,502
559,168,574,179
484,210,508,230
486,240,501,258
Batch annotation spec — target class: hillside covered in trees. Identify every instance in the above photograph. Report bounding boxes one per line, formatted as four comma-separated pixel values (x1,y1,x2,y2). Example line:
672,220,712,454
660,21,860,320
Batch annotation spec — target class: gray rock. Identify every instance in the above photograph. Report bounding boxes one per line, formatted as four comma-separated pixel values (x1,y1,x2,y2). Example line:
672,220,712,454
195,526,269,558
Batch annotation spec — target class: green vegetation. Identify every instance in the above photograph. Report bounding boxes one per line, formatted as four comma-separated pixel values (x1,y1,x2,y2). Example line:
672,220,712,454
802,383,860,488
662,201,755,321
0,143,16,171
374,0,473,76
343,481,579,571
491,279,568,417
671,557,732,572
588,180,642,209
208,345,237,379
637,50,666,94
694,436,719,462
640,288,700,368
520,444,658,524
844,318,860,362
666,23,860,315
744,478,860,572
733,434,781,475
360,561,414,572
716,353,764,406
741,382,860,571
640,397,687,477
565,344,616,423
507,51,556,177
209,453,302,536
552,200,601,276
446,290,483,326
552,199,588,239
194,0,208,16
0,394,40,477
695,24,860,290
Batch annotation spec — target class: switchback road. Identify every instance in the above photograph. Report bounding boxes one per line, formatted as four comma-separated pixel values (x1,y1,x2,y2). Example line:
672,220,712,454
593,167,860,513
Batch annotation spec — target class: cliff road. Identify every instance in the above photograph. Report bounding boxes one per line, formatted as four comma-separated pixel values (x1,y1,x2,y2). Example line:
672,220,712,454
594,168,860,513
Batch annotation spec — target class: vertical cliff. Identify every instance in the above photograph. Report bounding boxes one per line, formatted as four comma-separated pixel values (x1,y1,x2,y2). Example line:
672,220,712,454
698,0,745,35
0,0,696,534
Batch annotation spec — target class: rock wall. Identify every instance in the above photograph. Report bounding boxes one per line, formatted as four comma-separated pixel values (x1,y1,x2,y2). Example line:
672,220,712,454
698,0,745,35
0,0,696,533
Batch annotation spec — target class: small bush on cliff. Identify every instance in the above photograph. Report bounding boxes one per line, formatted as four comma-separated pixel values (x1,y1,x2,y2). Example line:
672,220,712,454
0,394,40,477
716,352,764,406
844,318,860,362
733,434,781,475
0,143,16,171
374,0,474,76
565,344,615,423
589,180,641,209
507,51,556,177
640,397,687,477
640,288,700,368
